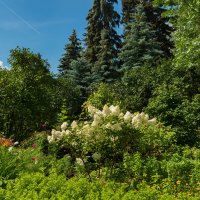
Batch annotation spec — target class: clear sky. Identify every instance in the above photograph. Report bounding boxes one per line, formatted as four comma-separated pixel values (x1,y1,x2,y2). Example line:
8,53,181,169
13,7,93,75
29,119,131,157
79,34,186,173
0,0,106,73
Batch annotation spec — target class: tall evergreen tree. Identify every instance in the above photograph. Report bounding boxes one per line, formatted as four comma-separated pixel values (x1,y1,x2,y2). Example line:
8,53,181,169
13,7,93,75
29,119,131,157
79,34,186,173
84,0,102,64
69,56,92,99
85,0,121,82
122,0,173,57
119,4,163,71
94,29,120,82
58,29,82,76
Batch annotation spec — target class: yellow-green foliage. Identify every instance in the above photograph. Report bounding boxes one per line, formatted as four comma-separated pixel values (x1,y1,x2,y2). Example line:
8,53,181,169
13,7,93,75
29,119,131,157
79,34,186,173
0,172,199,200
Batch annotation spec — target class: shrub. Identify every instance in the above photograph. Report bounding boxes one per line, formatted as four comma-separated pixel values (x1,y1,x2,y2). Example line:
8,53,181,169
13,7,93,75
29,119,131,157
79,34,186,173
146,82,200,146
47,104,175,179
87,61,174,114
0,172,199,200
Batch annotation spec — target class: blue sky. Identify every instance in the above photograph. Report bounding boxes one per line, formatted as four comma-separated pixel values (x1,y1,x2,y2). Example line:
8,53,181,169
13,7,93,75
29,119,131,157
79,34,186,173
0,0,121,73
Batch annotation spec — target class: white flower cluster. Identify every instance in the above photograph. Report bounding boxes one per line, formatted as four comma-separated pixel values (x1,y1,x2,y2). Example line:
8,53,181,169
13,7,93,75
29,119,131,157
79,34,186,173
47,104,157,144
76,158,84,166
88,104,157,129
47,122,75,143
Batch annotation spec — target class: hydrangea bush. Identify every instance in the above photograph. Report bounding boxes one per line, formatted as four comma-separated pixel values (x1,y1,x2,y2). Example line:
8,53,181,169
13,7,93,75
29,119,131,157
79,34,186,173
47,104,175,178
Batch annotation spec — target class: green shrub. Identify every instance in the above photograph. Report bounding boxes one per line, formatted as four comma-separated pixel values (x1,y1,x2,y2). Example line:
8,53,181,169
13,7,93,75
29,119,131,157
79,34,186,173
87,61,174,114
1,173,125,200
0,48,56,141
146,82,200,146
87,83,118,110
1,172,199,200
47,104,175,180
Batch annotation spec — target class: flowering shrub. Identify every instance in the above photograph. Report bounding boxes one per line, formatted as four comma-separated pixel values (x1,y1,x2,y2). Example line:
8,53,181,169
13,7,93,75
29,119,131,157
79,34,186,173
47,104,175,178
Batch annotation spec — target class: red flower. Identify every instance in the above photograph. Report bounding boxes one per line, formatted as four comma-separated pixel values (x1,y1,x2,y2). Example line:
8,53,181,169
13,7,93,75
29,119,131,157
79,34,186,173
32,144,37,149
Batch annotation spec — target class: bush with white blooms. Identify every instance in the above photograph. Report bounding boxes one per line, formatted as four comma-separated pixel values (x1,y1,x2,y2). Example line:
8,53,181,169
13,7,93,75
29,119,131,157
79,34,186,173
47,104,175,169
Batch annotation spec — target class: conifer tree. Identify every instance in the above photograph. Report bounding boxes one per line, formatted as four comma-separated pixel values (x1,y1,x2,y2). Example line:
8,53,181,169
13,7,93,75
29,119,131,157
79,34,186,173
58,29,82,76
69,56,92,99
94,29,120,82
84,0,102,64
119,4,163,71
122,0,173,57
85,0,121,82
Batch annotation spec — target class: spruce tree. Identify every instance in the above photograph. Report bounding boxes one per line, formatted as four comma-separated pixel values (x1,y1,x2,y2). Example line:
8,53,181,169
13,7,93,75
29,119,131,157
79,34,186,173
119,4,163,71
68,56,92,99
58,29,82,76
122,0,173,57
84,0,102,64
85,0,121,82
94,29,120,82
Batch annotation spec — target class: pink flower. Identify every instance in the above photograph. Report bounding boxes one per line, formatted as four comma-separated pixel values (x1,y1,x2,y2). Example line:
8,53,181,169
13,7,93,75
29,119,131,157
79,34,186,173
32,144,37,149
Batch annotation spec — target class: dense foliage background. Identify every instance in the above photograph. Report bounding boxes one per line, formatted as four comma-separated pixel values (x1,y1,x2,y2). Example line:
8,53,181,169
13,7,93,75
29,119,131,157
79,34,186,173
0,0,199,199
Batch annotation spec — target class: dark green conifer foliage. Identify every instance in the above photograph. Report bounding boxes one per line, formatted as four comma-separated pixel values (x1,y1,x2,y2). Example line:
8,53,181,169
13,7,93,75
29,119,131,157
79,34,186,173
122,0,173,57
119,4,163,71
58,29,82,76
122,0,136,24
84,0,102,64
94,29,120,82
85,0,121,82
69,56,92,99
